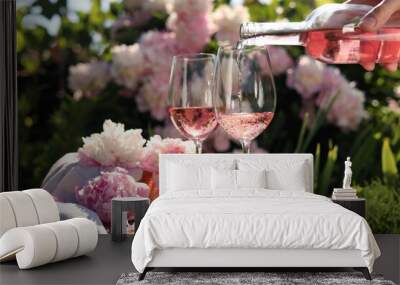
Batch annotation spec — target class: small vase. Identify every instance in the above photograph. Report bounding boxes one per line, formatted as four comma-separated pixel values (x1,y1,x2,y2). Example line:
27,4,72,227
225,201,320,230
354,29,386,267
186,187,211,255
142,171,159,202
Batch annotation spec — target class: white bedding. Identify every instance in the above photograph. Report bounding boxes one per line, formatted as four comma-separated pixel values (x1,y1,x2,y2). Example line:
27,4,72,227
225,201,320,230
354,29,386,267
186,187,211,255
131,190,380,273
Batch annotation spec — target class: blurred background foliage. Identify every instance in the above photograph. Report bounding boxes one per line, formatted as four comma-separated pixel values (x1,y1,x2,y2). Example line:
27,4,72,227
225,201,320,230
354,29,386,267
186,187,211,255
17,0,399,232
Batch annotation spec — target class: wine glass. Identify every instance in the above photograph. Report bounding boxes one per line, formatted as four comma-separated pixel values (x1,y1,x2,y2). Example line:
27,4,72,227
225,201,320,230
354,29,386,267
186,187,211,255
168,53,218,154
214,45,276,153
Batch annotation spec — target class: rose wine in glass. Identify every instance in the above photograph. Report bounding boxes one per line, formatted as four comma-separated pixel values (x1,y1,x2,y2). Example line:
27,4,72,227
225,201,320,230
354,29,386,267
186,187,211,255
240,4,400,65
169,106,217,140
215,46,276,153
218,112,274,142
168,54,217,153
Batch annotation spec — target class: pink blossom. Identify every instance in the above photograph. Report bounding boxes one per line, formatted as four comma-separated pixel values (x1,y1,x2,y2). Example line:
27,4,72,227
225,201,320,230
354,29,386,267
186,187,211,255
139,31,178,72
317,80,367,131
75,167,149,225
268,47,294,75
167,12,212,53
136,72,170,120
253,47,294,76
140,135,195,173
170,0,212,14
320,66,345,93
286,56,325,99
388,99,400,114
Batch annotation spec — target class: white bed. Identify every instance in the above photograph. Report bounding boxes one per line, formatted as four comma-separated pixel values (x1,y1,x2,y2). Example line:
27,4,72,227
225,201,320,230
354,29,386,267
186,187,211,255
131,154,380,280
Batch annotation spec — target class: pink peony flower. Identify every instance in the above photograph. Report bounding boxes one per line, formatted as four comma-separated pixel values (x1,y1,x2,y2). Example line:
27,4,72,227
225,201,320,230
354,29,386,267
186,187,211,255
320,66,345,93
167,12,212,53
286,56,325,100
136,72,170,120
68,61,110,99
78,119,146,168
268,47,294,76
252,47,294,76
388,99,400,114
75,167,149,225
170,0,212,14
140,135,195,173
317,80,367,131
212,4,250,44
166,0,212,53
139,31,178,73
136,31,179,120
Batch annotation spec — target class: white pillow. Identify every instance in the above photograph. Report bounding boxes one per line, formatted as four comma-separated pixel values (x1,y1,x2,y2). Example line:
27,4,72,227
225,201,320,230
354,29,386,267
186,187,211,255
236,169,267,189
212,168,236,190
165,159,236,193
167,162,212,191
266,164,307,191
237,159,308,191
211,169,267,190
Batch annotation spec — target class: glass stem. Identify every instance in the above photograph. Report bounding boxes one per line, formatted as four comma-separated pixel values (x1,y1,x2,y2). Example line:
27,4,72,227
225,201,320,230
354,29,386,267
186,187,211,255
194,140,203,154
241,140,251,154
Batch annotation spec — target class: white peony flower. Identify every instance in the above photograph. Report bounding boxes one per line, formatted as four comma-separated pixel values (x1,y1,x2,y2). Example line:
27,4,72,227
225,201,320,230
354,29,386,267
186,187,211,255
111,44,146,90
68,61,110,99
212,4,250,44
78,119,146,168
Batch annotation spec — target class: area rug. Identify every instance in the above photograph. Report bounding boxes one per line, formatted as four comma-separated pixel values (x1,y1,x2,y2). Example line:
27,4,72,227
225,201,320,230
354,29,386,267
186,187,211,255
116,272,395,285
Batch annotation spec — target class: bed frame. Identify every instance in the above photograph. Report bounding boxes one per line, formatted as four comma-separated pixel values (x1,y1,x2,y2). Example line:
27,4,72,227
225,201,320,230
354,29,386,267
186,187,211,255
139,154,371,280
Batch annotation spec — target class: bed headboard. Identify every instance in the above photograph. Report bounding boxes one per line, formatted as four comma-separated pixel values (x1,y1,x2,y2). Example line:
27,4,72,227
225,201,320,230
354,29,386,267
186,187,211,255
159,154,314,194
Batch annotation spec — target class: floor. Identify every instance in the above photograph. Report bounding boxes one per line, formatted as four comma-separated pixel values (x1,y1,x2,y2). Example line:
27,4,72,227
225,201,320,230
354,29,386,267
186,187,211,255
0,236,134,285
0,235,399,285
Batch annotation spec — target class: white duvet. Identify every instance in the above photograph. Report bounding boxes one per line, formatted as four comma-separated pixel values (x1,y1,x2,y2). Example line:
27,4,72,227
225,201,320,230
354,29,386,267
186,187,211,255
131,190,380,273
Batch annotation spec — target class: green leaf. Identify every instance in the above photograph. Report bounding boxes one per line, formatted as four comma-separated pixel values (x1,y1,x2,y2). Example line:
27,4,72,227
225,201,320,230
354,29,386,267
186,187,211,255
314,143,321,192
318,142,338,196
382,138,398,175
294,112,309,153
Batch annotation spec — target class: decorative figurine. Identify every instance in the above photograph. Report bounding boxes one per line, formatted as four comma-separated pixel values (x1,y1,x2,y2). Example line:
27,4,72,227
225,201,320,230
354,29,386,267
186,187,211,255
342,157,352,190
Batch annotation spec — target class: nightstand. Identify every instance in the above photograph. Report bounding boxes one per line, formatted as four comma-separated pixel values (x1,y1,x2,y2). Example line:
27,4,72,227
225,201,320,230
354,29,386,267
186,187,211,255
111,197,149,241
332,198,365,218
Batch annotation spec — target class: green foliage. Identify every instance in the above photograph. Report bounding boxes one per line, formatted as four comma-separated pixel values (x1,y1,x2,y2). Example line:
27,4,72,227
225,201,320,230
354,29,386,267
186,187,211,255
382,138,398,176
357,178,400,234
314,142,338,195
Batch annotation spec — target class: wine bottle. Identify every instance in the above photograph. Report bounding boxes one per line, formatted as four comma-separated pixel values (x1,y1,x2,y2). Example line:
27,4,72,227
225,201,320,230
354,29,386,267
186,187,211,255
239,4,400,65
